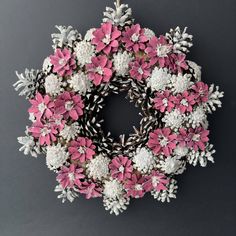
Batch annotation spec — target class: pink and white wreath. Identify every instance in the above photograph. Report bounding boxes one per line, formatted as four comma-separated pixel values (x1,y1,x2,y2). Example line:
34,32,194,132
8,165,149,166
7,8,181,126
14,1,224,215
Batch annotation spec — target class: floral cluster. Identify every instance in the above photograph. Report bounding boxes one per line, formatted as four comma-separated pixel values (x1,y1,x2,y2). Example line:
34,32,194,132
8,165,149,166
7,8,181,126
14,2,223,215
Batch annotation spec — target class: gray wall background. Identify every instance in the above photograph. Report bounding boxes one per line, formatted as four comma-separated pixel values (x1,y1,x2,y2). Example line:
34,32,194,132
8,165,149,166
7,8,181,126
0,0,235,235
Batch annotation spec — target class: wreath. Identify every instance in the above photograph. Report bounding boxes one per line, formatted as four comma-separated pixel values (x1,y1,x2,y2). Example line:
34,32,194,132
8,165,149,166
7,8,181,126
14,1,223,215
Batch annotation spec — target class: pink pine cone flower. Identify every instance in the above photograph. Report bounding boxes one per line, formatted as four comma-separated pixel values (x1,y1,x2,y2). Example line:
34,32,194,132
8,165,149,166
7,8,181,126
48,114,65,132
28,92,54,120
56,164,85,189
153,90,177,113
129,58,151,81
192,82,209,103
145,35,172,67
176,91,196,113
124,173,147,198
68,137,96,163
79,181,102,199
86,55,113,86
109,155,133,181
50,48,76,76
54,91,84,120
92,22,121,55
144,171,169,192
147,128,177,156
122,24,148,52
169,53,188,73
29,120,58,145
178,127,209,151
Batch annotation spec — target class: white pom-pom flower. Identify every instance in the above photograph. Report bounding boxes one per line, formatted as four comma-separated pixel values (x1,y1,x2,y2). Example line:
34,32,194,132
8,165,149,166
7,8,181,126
75,40,95,66
86,154,110,180
45,74,64,96
132,147,155,174
46,143,69,170
170,73,192,94
162,109,185,130
69,72,92,95
103,179,124,199
147,67,171,92
174,145,189,157
113,51,133,76
158,156,186,175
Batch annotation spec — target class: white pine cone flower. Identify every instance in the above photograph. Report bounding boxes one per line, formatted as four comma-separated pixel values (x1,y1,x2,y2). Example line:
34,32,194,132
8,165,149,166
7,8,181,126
132,147,155,174
187,144,215,167
113,51,133,76
84,28,96,41
46,143,69,170
54,184,79,203
75,40,95,66
158,156,186,175
86,154,110,180
45,74,64,96
14,69,40,99
59,122,80,142
17,130,40,157
103,3,133,27
162,109,185,130
166,26,193,54
187,106,207,128
69,72,92,95
103,179,124,199
147,67,171,92
143,28,155,40
174,145,189,157
152,179,178,203
51,25,81,48
42,57,52,74
103,196,130,216
29,113,37,123
170,73,192,94
187,60,202,81
206,84,224,113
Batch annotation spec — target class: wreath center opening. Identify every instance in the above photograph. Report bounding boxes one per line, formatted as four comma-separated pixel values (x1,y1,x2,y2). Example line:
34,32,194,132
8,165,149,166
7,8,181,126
99,91,141,141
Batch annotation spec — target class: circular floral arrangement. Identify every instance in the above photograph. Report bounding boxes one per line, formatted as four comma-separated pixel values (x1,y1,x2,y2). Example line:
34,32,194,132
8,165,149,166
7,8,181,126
14,1,223,215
